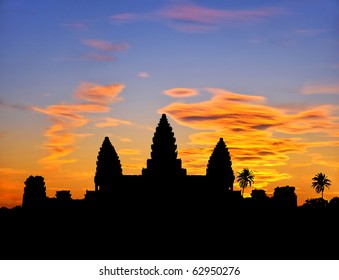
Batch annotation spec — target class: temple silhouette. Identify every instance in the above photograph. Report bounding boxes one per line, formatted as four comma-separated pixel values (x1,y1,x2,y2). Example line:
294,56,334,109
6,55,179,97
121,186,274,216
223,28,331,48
21,113,298,211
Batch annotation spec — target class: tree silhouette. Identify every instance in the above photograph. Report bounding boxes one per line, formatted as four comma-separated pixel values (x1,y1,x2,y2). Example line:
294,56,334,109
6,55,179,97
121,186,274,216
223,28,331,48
301,197,328,209
206,138,235,191
311,172,331,199
329,197,339,209
94,136,122,191
237,168,254,197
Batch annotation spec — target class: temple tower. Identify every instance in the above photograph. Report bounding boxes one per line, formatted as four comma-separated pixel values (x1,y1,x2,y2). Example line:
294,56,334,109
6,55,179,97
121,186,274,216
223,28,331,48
94,136,123,191
206,138,235,191
142,114,186,177
22,175,47,209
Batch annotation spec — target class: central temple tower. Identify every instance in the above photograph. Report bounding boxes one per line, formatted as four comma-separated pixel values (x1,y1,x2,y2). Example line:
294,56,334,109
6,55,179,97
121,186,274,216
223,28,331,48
142,114,186,177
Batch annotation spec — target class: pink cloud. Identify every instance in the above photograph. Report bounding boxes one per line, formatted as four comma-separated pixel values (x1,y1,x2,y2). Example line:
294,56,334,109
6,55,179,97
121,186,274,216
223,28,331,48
295,29,327,36
62,21,88,30
110,13,138,23
159,3,285,23
82,53,116,61
82,39,129,51
163,88,198,98
110,3,286,33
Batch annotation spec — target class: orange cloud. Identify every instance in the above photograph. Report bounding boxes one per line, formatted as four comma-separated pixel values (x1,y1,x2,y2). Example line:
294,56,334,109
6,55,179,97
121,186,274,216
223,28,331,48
0,168,29,175
163,88,198,98
159,88,339,191
75,82,125,104
118,149,141,155
33,82,125,168
207,88,266,103
82,39,129,51
95,117,131,128
114,136,132,143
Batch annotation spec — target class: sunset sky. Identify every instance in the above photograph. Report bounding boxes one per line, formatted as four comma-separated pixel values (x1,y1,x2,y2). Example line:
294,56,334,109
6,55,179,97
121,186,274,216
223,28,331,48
1,0,338,208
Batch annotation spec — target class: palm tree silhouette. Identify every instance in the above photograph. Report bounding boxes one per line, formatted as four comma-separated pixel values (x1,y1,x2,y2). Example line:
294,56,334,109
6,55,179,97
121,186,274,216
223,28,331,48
237,168,254,197
311,172,331,199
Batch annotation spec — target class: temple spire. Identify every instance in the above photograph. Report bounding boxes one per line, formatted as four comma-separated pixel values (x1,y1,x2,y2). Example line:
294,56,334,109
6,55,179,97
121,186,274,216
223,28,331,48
142,114,186,177
206,138,235,191
94,136,122,191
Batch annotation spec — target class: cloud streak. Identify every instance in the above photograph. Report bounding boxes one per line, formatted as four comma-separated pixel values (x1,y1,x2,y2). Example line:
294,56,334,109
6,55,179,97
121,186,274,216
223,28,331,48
81,53,116,62
158,4,284,24
33,82,125,168
0,98,28,110
82,39,129,51
110,2,286,33
95,117,131,128
301,83,339,95
62,21,88,30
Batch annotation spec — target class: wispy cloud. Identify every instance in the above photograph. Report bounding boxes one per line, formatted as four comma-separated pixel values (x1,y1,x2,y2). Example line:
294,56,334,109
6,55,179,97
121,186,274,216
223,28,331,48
71,39,130,62
163,87,198,98
0,98,28,110
82,39,129,51
62,21,88,30
295,29,327,36
32,82,125,168
117,136,132,143
158,3,284,24
81,53,116,62
118,149,141,155
65,53,116,62
110,13,138,23
95,117,131,128
0,168,29,175
301,82,339,95
110,2,286,33
138,71,150,78
159,88,339,189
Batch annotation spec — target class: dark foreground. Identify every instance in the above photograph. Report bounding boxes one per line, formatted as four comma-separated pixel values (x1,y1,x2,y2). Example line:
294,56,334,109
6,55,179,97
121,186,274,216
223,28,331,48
0,204,338,260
